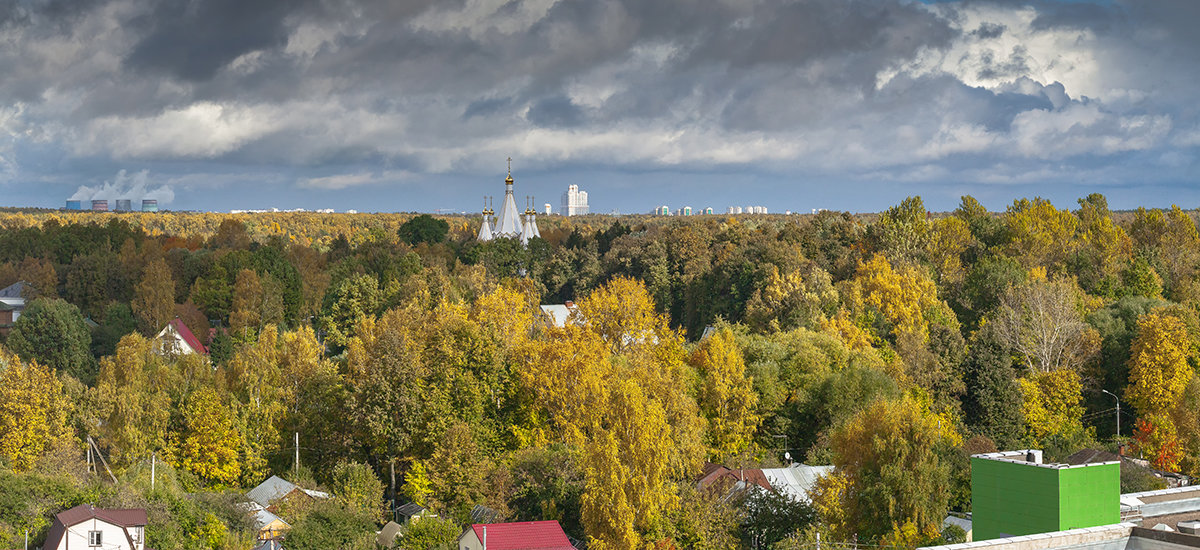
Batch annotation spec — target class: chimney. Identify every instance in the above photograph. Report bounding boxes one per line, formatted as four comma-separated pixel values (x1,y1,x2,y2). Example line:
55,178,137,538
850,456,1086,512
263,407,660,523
483,526,487,550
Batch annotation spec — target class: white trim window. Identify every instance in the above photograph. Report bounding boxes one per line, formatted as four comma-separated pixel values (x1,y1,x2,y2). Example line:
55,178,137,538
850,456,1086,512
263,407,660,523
88,530,103,546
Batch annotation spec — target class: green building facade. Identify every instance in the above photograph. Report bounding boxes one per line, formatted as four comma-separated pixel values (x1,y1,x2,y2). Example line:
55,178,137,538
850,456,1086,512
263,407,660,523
972,450,1120,541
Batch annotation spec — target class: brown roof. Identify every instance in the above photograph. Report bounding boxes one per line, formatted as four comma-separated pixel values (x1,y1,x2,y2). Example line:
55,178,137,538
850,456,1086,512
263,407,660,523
44,505,147,550
697,462,772,493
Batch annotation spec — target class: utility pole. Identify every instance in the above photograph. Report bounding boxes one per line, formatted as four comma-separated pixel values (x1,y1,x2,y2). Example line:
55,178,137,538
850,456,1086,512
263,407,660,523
151,452,156,491
1102,389,1120,438
294,432,300,475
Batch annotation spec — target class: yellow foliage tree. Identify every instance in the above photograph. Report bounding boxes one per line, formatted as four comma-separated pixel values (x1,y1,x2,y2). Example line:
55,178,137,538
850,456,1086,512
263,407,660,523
841,254,952,343
744,263,838,332
581,380,674,550
0,348,73,471
1003,198,1079,271
1126,313,1195,415
179,386,242,485
132,258,177,334
926,216,974,285
229,269,264,339
690,327,760,458
1016,370,1086,445
575,275,671,354
93,333,175,465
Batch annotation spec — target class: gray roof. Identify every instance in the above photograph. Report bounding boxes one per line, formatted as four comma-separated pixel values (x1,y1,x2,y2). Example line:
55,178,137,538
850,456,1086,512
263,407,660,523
396,502,427,518
0,281,30,298
760,464,834,503
251,508,289,531
246,475,329,507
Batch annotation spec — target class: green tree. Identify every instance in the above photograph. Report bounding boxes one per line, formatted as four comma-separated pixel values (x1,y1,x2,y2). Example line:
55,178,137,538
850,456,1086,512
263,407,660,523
826,395,961,543
285,501,376,550
319,274,381,352
740,487,816,549
398,516,460,550
962,326,1024,449
398,215,450,246
6,298,94,383
132,258,177,334
330,461,385,521
992,278,1099,374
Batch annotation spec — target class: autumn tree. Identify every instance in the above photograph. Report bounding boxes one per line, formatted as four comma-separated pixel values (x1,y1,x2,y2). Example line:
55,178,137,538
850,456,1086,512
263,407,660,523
1002,197,1078,271
229,269,264,338
575,275,673,354
1126,313,1194,469
992,277,1100,374
841,254,953,344
868,196,930,264
1072,194,1132,295
1016,370,1088,448
826,395,961,543
744,263,838,332
581,380,674,550
132,258,177,334
92,333,180,465
690,326,759,458
178,386,242,485
0,348,73,471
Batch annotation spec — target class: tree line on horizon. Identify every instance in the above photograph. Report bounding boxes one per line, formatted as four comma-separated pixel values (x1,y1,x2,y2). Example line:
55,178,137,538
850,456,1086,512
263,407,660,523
0,193,1198,549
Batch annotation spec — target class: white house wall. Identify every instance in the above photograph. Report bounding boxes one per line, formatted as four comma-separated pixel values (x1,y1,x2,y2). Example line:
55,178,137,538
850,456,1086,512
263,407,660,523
54,517,142,550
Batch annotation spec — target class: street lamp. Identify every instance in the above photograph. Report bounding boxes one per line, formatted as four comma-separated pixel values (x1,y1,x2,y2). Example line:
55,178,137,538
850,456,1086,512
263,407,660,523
1101,389,1120,439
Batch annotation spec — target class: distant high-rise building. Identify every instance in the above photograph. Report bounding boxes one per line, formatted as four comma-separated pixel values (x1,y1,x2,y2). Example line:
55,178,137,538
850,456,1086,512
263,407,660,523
727,206,742,214
682,206,693,216
561,185,589,216
704,207,714,215
654,205,671,216
544,203,552,216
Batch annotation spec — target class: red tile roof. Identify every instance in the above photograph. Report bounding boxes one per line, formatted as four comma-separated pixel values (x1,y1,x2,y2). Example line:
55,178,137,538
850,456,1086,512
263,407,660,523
468,521,573,550
171,318,207,354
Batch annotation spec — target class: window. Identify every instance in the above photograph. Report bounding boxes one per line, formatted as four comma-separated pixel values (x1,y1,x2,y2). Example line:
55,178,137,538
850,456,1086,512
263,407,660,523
88,531,102,546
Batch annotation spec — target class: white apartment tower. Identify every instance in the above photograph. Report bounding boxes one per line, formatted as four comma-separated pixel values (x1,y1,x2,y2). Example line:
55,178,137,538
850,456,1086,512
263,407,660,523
561,185,589,216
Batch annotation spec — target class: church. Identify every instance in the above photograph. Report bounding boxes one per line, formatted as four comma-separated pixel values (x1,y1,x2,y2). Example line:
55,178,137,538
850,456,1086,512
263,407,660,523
478,159,540,244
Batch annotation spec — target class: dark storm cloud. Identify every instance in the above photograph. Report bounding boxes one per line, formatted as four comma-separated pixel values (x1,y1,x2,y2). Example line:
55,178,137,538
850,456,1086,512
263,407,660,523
123,0,308,81
0,0,1196,211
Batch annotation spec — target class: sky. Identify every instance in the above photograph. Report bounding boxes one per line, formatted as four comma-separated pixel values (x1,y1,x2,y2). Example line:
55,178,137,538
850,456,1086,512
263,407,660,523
0,0,1197,214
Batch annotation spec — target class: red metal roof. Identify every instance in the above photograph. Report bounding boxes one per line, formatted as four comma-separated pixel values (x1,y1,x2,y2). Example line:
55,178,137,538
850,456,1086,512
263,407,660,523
171,318,207,354
468,521,573,550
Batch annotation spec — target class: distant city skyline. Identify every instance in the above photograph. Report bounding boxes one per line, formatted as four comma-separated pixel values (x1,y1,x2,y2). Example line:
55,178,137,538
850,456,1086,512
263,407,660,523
0,0,1197,214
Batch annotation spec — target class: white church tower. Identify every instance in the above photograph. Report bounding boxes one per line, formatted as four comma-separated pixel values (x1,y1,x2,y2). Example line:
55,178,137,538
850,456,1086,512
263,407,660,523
493,158,523,238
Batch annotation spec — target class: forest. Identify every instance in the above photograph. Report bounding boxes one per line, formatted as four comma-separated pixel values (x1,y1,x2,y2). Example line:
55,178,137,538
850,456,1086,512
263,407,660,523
0,194,1198,550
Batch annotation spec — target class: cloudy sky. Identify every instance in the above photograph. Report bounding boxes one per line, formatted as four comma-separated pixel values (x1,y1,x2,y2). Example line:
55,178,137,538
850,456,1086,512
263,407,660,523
0,0,1197,213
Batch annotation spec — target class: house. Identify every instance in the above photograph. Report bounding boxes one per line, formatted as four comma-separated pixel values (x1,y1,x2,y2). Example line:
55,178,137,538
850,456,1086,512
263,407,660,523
154,318,208,355
456,520,574,550
242,475,330,543
760,464,835,503
539,302,577,328
0,281,32,332
243,502,291,544
697,462,832,503
246,475,330,513
43,504,147,550
395,501,435,524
